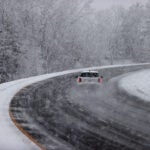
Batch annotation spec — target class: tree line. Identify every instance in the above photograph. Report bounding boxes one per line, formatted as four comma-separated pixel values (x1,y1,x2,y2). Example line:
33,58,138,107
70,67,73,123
0,0,150,82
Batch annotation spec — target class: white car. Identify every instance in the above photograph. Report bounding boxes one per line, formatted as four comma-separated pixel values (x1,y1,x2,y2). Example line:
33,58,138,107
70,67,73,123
76,71,103,84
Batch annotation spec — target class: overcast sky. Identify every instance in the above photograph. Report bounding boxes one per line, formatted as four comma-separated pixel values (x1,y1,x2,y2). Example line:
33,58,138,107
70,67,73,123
92,0,148,10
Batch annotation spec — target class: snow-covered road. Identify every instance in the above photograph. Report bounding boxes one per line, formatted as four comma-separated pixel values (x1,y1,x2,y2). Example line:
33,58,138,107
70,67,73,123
0,63,150,150
118,69,150,102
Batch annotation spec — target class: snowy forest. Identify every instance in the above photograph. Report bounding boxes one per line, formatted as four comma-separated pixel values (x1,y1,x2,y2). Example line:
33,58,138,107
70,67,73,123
0,0,150,82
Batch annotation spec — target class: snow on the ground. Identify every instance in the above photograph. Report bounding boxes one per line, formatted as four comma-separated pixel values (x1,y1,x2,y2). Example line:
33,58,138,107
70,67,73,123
118,69,150,102
0,63,149,150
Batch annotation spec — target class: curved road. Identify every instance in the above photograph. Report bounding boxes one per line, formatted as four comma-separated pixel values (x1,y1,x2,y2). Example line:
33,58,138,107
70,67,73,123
0,63,150,150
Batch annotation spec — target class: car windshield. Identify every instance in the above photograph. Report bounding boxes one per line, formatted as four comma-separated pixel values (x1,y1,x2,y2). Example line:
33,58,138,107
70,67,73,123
80,72,99,77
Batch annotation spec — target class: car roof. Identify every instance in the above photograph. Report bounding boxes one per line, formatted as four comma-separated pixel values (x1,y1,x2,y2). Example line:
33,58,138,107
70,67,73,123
81,70,99,73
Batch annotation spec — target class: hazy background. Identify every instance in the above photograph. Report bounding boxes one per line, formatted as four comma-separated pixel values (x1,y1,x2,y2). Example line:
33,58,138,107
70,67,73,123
0,0,150,82
92,0,148,10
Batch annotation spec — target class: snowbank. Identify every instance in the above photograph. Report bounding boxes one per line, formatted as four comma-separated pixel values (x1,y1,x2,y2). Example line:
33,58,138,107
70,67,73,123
118,69,150,102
